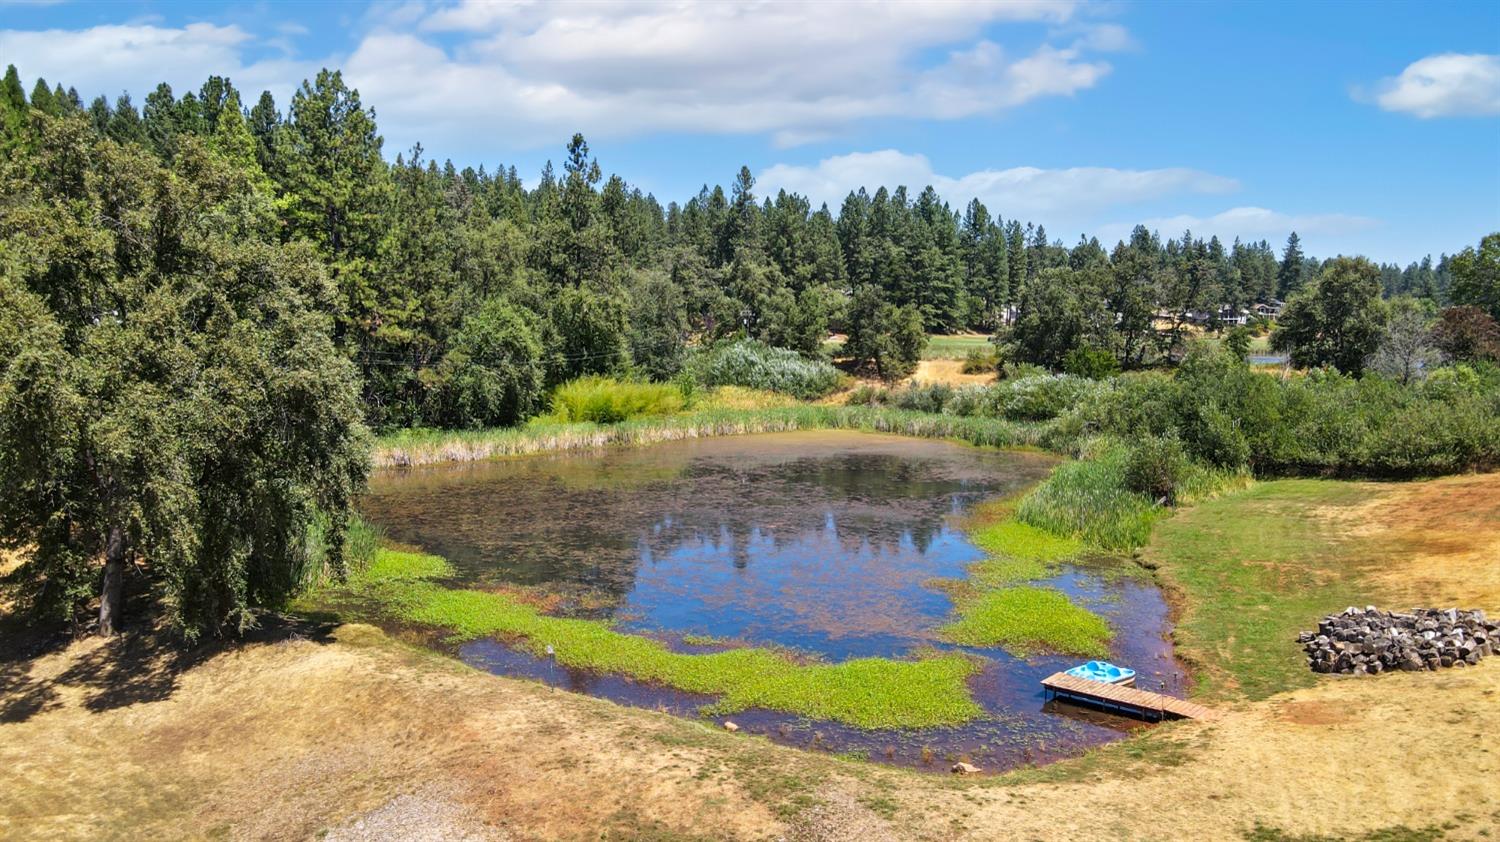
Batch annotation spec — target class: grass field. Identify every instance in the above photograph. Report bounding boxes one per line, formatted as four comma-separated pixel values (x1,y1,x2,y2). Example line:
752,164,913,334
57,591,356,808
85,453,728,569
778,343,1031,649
921,334,994,360
1146,475,1500,701
822,333,993,361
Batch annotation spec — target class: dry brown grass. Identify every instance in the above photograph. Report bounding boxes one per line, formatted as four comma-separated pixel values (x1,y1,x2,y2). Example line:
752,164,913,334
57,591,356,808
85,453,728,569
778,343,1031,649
1331,471,1500,611
3,474,1499,840
903,359,997,387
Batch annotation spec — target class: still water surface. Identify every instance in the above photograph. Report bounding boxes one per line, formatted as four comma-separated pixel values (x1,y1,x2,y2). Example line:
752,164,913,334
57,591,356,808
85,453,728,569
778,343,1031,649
363,431,1186,771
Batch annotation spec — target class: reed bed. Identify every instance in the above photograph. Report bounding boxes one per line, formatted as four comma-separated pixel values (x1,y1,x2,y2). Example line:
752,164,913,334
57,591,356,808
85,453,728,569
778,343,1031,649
374,406,1048,468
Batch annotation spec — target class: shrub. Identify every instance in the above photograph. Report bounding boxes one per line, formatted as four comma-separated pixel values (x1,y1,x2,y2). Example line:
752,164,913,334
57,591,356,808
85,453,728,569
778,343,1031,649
1124,434,1190,503
987,374,1101,422
1065,346,1500,478
960,346,999,375
1184,402,1252,469
547,376,685,424
844,384,885,406
684,339,844,399
885,381,956,414
1062,346,1120,380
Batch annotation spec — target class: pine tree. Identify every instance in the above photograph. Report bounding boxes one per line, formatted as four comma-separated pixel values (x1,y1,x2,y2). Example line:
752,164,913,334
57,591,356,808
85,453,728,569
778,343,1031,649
0,65,28,151
108,93,147,146
28,77,58,116
1277,231,1306,298
210,89,272,193
721,165,761,261
281,69,389,357
1005,219,1026,293
87,95,112,134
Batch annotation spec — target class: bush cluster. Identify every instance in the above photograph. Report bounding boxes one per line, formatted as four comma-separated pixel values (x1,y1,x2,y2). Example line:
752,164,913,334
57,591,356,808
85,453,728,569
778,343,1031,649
849,374,1106,424
684,339,844,399
960,347,999,374
867,347,1498,480
1074,349,1500,478
546,376,686,424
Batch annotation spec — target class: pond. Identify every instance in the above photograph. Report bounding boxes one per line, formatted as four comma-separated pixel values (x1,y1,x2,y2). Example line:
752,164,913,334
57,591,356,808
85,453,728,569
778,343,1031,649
362,430,1186,772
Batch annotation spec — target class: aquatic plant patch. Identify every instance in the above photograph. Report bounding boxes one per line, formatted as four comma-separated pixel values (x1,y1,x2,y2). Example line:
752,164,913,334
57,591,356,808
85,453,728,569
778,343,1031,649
940,586,1112,657
353,548,984,729
968,518,1082,565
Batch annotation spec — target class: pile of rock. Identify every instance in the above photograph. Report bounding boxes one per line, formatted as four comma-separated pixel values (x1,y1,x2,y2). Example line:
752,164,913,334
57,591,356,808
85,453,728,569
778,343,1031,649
1298,606,1496,675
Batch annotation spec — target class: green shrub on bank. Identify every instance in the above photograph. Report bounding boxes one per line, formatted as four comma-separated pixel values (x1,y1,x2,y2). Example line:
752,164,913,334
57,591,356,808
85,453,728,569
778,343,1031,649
1124,433,1191,503
546,376,686,424
684,339,844,399
1074,348,1500,478
839,346,1497,480
1016,438,1247,551
960,347,999,374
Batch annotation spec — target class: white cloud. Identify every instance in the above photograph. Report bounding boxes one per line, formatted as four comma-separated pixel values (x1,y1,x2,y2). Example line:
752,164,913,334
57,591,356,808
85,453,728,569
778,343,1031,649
1070,23,1134,52
0,23,317,103
1365,53,1500,118
758,150,1236,219
2,1,1121,151
1098,207,1380,246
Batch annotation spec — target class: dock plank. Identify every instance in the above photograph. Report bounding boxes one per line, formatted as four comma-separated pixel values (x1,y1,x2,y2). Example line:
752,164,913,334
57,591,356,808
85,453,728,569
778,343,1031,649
1041,672,1219,721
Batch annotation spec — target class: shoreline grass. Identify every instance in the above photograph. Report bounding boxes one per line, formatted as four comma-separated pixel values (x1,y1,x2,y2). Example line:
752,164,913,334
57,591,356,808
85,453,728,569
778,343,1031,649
332,548,984,729
374,404,1049,468
1016,440,1251,551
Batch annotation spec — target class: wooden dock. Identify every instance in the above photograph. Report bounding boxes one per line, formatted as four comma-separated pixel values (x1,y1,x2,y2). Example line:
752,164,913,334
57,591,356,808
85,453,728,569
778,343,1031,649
1041,672,1219,721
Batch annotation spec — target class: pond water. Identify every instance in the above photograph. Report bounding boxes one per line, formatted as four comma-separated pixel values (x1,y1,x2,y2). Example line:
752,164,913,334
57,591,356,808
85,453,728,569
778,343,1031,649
362,431,1186,772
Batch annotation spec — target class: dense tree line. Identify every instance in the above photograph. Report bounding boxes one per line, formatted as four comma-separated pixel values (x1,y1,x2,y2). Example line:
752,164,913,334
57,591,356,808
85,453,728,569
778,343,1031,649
4,66,1486,431
1,63,1496,638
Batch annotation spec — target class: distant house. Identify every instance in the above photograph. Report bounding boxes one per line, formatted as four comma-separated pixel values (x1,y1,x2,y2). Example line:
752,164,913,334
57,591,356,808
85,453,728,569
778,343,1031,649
1254,300,1285,319
1218,306,1249,327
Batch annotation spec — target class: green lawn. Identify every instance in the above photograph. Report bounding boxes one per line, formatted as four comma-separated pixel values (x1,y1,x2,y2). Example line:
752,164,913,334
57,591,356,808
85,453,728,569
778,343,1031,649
821,333,993,360
921,334,994,360
1143,479,1376,700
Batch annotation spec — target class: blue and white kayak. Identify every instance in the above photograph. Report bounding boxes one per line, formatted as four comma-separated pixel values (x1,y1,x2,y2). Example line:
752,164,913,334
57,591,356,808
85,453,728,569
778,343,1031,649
1064,660,1136,685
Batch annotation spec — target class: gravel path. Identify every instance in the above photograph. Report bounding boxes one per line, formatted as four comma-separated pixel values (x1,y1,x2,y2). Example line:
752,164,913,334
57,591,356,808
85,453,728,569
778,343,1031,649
324,787,505,842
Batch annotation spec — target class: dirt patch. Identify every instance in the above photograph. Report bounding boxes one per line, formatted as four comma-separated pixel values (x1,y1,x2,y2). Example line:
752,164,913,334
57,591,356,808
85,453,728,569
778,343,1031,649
1275,699,1356,726
785,785,900,842
1327,472,1500,611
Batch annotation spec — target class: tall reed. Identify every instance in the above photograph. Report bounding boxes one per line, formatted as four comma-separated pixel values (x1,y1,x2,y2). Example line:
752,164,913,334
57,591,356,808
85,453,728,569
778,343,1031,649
373,406,1048,468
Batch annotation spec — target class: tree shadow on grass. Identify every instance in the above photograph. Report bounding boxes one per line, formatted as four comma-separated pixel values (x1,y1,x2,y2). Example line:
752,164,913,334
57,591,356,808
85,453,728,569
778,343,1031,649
0,608,336,723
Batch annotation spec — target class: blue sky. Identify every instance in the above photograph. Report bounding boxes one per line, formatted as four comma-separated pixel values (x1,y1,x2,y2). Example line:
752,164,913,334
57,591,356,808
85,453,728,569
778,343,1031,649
2,0,1497,264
